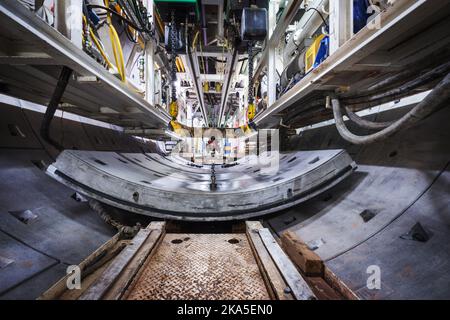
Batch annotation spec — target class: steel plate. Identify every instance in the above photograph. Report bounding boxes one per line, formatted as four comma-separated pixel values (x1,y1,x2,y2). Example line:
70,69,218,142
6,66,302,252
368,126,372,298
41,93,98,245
124,234,270,300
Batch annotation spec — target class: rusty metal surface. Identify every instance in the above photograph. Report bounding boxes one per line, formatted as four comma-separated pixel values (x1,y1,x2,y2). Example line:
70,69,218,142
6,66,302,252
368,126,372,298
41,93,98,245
125,234,270,300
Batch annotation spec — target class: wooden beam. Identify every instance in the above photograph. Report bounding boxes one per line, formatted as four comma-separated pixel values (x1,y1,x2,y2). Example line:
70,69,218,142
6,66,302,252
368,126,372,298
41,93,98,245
79,222,165,300
246,221,294,300
323,267,359,300
106,222,165,300
281,231,324,276
258,227,316,300
38,232,122,300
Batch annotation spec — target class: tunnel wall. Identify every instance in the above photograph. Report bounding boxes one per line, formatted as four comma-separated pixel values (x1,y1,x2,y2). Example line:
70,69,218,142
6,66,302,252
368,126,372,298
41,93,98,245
269,104,450,299
0,102,161,299
1,97,449,299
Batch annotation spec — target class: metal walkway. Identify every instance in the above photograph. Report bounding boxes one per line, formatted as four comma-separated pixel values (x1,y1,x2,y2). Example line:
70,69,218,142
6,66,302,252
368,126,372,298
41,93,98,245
41,221,352,300
124,234,269,300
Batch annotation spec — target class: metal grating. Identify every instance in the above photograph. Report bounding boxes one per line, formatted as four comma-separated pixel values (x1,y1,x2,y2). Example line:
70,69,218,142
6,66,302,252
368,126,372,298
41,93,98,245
125,234,270,300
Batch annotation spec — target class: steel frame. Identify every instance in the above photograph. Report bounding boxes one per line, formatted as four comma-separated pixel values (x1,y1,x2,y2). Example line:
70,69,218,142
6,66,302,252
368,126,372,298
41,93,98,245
0,0,170,129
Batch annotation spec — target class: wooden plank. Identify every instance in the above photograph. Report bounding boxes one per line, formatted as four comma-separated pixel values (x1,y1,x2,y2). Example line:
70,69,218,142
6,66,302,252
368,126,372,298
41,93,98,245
79,225,155,300
38,232,121,300
281,231,324,276
258,228,316,300
246,222,294,300
105,222,165,300
307,277,343,300
323,266,359,300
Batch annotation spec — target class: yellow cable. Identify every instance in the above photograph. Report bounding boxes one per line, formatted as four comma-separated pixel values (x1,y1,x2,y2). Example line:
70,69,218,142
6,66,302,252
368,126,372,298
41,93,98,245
90,29,114,69
83,15,114,69
108,24,121,76
104,0,117,65
192,31,200,50
199,34,206,75
110,24,126,81
104,0,126,82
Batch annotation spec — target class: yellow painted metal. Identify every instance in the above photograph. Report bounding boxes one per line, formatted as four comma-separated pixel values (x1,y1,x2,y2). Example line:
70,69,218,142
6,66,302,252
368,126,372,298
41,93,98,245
247,103,256,121
176,57,185,72
305,34,325,73
169,101,178,119
169,120,183,131
240,124,253,135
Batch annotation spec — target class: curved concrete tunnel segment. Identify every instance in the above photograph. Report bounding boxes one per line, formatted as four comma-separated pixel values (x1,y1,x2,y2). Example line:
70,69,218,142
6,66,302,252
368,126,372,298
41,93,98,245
46,150,356,221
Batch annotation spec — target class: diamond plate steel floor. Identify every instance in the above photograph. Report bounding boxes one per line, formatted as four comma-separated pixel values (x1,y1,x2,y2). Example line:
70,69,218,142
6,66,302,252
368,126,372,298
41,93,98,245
124,234,270,300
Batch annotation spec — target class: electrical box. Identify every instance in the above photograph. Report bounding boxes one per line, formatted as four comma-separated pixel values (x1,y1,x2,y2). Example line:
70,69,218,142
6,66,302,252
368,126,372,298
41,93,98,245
305,34,329,73
227,0,269,13
154,0,200,23
240,8,268,41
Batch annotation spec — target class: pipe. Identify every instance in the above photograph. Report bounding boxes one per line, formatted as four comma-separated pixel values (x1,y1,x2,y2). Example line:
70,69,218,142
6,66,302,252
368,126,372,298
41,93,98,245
217,49,238,126
283,0,329,63
343,61,450,106
217,1,224,40
332,73,450,145
366,67,427,93
201,4,209,74
40,66,73,151
185,30,209,126
287,62,448,127
344,107,394,130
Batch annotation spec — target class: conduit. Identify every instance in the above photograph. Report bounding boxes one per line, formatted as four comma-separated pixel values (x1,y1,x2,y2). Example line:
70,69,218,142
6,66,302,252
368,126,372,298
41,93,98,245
332,73,450,145
343,61,450,107
40,66,73,151
344,107,393,130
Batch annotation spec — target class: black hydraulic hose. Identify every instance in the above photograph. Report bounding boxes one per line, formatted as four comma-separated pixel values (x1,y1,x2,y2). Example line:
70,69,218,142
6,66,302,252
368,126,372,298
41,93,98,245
343,61,450,106
129,0,146,28
306,7,329,30
287,62,449,128
366,67,426,93
86,4,148,32
40,66,73,151
364,52,450,93
201,4,209,74
332,73,450,145
344,107,394,130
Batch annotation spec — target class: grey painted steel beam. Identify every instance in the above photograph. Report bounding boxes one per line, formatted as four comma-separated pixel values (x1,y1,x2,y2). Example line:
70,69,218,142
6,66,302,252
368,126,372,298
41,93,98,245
253,0,303,81
0,1,170,129
46,149,356,221
217,49,238,127
185,51,209,126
